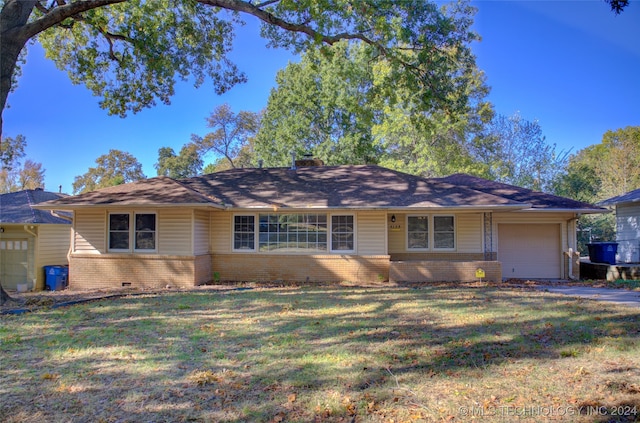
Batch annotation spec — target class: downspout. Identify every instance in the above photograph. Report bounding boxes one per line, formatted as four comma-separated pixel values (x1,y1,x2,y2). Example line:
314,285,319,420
565,214,581,280
23,225,37,238
50,210,73,222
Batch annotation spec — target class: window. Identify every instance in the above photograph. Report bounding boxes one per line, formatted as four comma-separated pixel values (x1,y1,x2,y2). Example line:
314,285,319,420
234,215,255,250
109,213,130,250
258,213,327,252
434,216,455,249
135,214,156,251
331,215,354,251
407,216,429,249
109,212,157,252
232,213,356,253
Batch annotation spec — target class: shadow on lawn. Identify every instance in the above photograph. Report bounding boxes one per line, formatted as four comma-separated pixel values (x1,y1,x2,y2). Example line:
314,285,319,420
2,286,640,422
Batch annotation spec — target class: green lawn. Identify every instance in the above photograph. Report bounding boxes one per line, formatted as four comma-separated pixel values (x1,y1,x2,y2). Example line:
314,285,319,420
1,286,640,422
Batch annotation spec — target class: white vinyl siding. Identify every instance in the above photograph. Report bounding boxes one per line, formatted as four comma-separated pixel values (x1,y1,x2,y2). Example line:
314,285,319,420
194,210,210,255
456,214,483,252
74,210,106,254
356,211,386,254
38,225,71,265
615,203,640,263
211,211,231,253
158,209,192,255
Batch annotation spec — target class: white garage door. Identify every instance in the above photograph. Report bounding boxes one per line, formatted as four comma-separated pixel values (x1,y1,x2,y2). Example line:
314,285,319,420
0,239,29,290
498,224,561,279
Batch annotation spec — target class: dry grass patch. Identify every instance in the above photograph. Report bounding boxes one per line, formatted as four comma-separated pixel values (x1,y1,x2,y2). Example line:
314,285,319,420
1,285,640,422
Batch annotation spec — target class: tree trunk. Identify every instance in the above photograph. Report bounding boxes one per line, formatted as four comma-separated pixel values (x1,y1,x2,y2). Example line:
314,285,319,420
0,0,37,140
0,280,13,305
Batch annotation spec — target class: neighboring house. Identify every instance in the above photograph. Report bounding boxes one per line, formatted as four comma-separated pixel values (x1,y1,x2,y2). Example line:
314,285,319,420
35,163,604,290
598,188,640,263
0,189,71,291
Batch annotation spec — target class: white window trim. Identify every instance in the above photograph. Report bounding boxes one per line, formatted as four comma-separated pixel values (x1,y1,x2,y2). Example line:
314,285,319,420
108,212,132,253
134,211,158,253
107,211,158,253
432,214,456,251
230,212,357,254
330,213,356,253
232,213,257,252
406,214,456,251
406,214,430,251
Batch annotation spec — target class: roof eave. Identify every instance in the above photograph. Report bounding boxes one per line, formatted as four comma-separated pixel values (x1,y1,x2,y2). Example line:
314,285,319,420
598,198,640,207
32,202,226,210
513,207,608,214
218,204,530,212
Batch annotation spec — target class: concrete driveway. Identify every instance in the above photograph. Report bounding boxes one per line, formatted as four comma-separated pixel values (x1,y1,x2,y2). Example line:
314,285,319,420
536,285,640,308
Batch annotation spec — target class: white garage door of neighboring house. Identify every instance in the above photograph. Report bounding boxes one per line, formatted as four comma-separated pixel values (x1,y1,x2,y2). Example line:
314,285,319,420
498,224,561,279
0,239,29,290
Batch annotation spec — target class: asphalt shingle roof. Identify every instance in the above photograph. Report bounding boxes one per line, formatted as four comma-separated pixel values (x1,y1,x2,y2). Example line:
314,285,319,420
438,174,605,211
182,165,525,209
39,176,222,208
0,189,71,224
598,188,640,206
34,165,603,213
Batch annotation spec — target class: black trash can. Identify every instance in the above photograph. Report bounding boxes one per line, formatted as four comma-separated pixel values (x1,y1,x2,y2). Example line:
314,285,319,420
586,242,618,265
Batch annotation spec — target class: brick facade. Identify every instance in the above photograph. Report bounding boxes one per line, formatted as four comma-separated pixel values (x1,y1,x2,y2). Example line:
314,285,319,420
212,254,391,283
389,260,502,283
69,254,203,290
390,252,497,261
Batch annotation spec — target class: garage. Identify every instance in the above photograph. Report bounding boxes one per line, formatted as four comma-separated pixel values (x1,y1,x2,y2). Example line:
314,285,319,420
498,224,561,279
0,239,29,290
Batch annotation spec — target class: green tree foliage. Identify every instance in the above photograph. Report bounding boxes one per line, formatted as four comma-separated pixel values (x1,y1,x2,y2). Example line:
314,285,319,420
554,126,640,203
375,65,494,178
256,42,381,166
155,145,203,179
72,149,145,194
256,35,492,175
552,126,640,248
1,0,479,139
482,113,567,192
605,0,630,14
0,134,45,192
191,104,260,169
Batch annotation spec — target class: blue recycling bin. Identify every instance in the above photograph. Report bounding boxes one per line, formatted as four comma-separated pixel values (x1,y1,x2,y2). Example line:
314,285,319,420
44,265,69,291
586,242,618,265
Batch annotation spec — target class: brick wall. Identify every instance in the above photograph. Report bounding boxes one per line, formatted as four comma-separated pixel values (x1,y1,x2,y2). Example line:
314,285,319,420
69,254,198,290
389,260,502,283
194,254,213,285
212,254,391,283
390,252,496,261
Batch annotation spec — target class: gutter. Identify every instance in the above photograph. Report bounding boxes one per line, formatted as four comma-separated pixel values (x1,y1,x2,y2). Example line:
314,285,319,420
228,204,532,212
512,208,608,214
32,202,227,211
50,210,73,222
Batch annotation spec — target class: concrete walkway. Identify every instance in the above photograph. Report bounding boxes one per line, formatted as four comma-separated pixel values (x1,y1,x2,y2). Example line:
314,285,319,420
536,285,640,308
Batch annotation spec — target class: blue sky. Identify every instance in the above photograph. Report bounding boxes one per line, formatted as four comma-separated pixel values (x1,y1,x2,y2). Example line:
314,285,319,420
3,1,639,194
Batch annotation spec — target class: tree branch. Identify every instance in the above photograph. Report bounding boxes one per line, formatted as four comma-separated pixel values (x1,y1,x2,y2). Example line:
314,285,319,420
197,0,377,46
18,0,126,40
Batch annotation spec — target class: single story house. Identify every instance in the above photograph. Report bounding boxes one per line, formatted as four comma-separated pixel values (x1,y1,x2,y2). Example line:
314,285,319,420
598,188,640,263
35,163,604,290
0,188,71,291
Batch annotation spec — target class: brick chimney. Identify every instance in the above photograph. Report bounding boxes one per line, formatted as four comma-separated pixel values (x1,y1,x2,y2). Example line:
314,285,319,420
295,154,324,167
